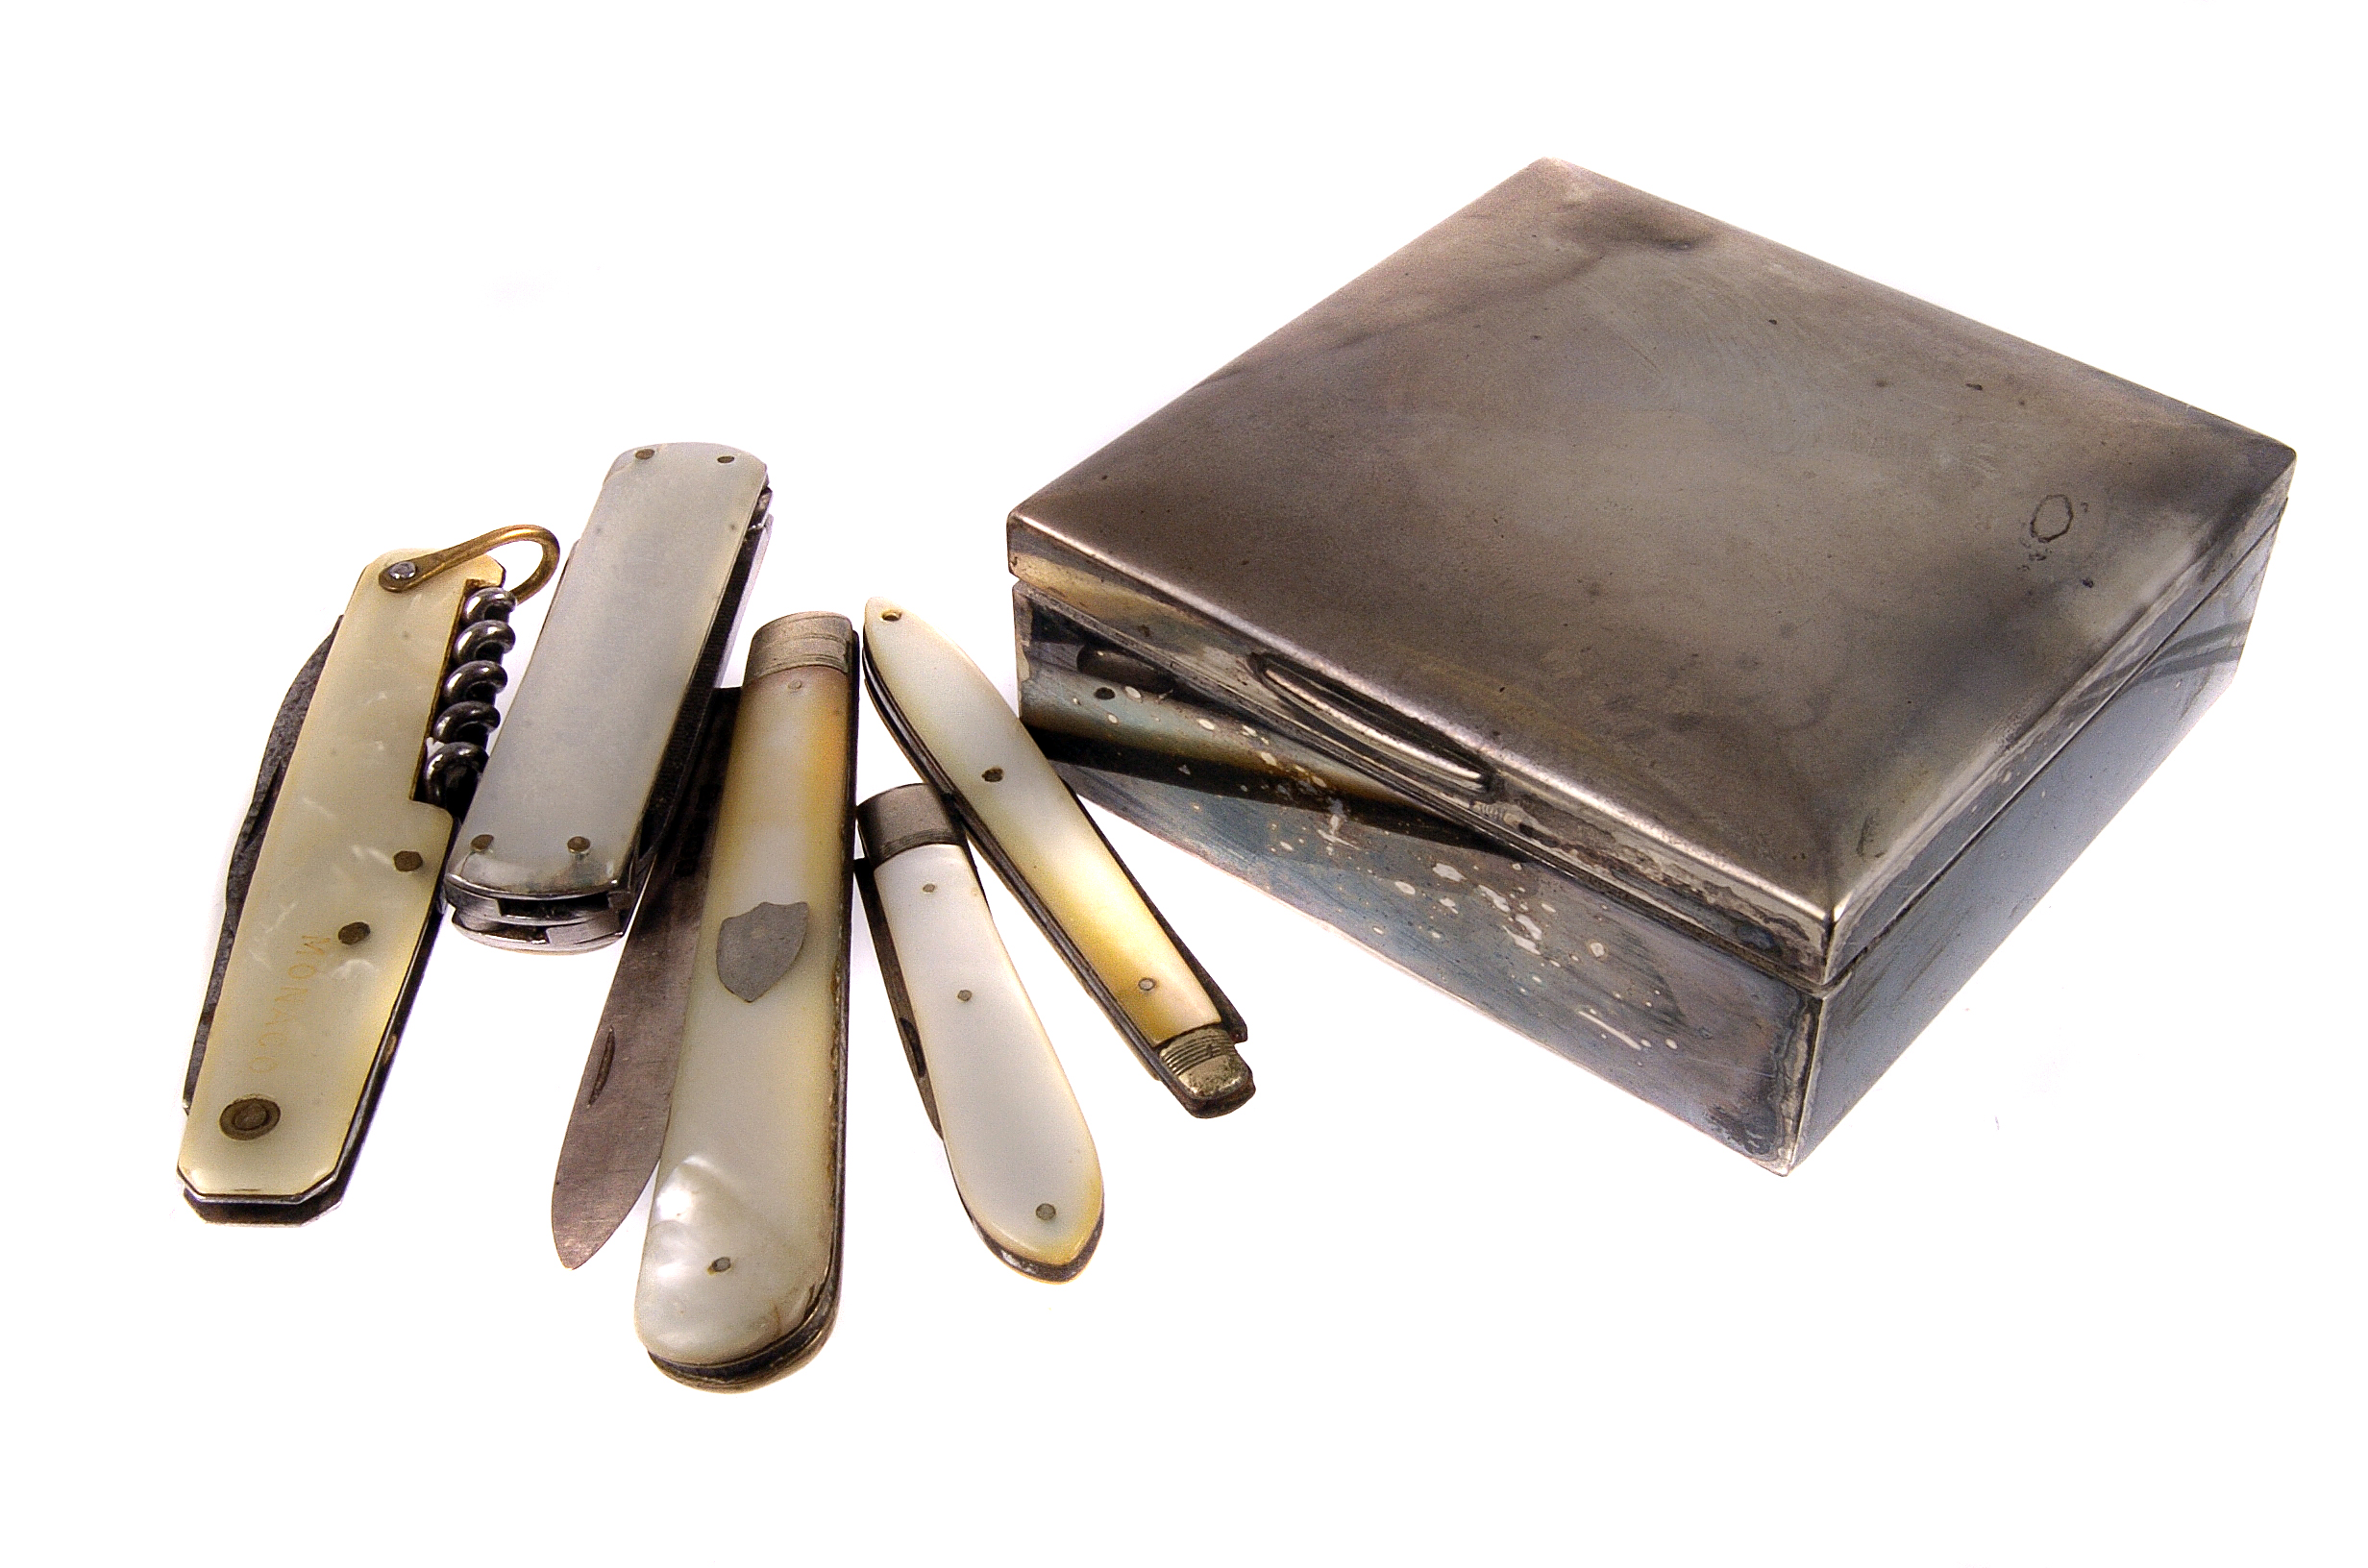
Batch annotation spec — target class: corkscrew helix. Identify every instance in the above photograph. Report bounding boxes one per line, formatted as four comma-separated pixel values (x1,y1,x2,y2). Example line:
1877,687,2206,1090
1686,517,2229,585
422,586,516,811
370,522,563,816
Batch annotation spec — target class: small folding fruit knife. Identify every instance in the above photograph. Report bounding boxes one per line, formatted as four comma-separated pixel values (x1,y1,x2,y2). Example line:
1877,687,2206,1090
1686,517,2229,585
551,613,859,1391
861,599,1253,1115
180,523,561,1223
856,784,1104,1280
443,442,773,952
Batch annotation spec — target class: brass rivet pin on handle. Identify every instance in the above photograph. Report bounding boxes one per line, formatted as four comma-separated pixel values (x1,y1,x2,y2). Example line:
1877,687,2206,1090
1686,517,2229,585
220,1097,280,1140
957,990,973,1001
378,523,562,602
392,850,424,872
1138,977,1157,992
634,447,655,459
567,836,590,853
981,767,1003,782
337,922,370,945
1036,1204,1057,1222
471,834,493,851
708,1257,732,1274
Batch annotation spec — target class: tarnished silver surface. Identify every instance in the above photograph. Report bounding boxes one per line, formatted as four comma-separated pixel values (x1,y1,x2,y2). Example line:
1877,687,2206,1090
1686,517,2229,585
1021,513,2274,1167
854,780,966,864
1020,595,1813,1165
445,442,772,951
550,689,738,1269
715,901,809,1002
1010,159,2293,992
747,610,854,680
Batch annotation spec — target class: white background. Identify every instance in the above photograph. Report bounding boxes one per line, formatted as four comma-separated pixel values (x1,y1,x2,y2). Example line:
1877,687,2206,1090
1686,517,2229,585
4,4,2359,1563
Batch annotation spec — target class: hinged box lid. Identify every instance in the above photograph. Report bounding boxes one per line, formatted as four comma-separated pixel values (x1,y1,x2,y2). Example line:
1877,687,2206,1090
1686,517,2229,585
1009,159,2291,989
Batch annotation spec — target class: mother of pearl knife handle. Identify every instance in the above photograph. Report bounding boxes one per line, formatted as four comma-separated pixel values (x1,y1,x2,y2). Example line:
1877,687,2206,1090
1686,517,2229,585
856,786,1103,1281
862,599,1251,1116
634,613,855,1389
443,442,772,952
180,527,556,1222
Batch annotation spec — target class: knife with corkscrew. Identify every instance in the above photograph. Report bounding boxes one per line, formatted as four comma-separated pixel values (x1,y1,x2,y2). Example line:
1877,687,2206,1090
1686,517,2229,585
178,523,559,1223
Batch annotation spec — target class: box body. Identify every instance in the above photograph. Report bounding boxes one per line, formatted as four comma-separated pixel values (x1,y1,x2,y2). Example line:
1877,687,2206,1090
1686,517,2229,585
1021,538,2266,1169
1007,160,2289,1168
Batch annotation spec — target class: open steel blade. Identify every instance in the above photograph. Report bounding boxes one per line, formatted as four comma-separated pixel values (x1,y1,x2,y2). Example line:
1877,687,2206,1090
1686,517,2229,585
550,687,739,1268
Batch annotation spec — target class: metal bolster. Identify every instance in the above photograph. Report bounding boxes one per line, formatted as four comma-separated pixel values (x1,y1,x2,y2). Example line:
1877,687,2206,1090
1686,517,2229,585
747,612,854,681
855,782,965,865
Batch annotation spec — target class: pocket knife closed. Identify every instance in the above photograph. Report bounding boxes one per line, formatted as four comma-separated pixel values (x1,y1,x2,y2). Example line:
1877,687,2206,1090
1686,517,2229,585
855,783,1104,1281
442,442,773,951
862,599,1253,1115
180,525,558,1223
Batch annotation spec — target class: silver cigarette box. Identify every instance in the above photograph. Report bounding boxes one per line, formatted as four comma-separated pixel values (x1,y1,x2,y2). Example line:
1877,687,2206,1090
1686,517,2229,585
1007,159,2288,1170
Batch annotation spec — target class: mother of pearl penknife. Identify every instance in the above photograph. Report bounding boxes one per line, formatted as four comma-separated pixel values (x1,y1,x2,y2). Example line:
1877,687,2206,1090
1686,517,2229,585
631,613,856,1389
855,785,1103,1281
180,524,559,1223
443,442,772,951
862,599,1252,1116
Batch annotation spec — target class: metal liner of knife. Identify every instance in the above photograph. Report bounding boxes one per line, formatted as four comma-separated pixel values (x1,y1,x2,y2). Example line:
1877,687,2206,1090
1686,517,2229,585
860,599,1252,1116
179,524,560,1224
855,784,1104,1281
442,442,772,952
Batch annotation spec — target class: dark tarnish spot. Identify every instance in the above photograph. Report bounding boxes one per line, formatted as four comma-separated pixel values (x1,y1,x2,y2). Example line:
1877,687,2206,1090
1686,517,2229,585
2030,495,2076,542
717,901,810,1002
1564,186,1717,253
586,1029,616,1106
1708,1102,1785,1161
1856,812,1887,859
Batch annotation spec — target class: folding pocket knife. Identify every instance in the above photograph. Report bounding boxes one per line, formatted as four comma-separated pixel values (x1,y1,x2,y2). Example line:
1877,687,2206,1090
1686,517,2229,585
443,442,773,951
856,783,1103,1280
548,613,859,1389
861,599,1252,1115
180,524,559,1223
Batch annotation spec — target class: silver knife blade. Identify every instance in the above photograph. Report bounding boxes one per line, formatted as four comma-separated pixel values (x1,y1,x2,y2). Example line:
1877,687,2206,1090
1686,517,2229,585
550,687,740,1268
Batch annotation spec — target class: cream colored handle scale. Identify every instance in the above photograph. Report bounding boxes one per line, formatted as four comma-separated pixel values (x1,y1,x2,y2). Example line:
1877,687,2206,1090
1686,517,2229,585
862,814,1102,1280
179,549,498,1222
634,615,854,1389
863,599,1251,1115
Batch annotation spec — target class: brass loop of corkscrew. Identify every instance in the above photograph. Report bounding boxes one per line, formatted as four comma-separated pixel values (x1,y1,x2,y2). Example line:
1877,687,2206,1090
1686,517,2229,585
378,524,562,603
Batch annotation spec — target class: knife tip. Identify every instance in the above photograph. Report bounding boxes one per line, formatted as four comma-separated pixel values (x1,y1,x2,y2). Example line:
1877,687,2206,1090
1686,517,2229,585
552,1214,614,1271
